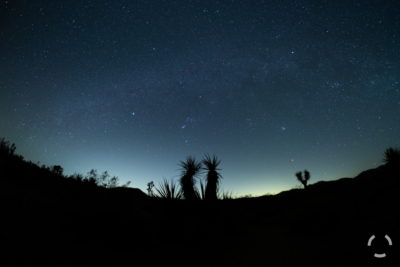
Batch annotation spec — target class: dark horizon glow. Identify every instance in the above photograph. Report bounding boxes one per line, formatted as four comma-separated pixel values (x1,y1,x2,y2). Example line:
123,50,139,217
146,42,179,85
1,0,399,197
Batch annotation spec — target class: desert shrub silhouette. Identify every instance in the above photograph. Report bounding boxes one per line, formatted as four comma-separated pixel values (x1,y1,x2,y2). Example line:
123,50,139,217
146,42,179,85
382,147,400,169
217,189,236,200
83,169,130,188
291,184,303,190
50,165,64,176
0,137,16,156
149,154,231,201
154,177,183,199
202,153,223,202
178,156,202,201
147,181,156,197
0,137,130,199
295,170,310,189
69,173,85,183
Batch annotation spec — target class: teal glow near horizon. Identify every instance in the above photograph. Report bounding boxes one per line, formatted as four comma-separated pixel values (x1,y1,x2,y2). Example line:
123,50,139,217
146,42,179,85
6,139,387,198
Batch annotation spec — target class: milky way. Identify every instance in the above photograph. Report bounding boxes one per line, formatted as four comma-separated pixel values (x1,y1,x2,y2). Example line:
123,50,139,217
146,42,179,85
1,0,399,196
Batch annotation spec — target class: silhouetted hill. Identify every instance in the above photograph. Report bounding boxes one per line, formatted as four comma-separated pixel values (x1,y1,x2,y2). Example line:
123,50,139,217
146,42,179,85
1,145,399,266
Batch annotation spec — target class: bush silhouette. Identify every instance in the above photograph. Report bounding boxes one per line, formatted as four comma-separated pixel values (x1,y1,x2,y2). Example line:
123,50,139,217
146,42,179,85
295,170,310,189
84,169,130,188
178,156,202,201
216,188,236,200
70,173,84,183
382,147,400,167
51,165,64,176
0,137,16,156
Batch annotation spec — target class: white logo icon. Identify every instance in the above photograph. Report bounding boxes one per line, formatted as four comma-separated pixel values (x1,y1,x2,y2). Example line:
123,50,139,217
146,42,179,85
367,235,393,258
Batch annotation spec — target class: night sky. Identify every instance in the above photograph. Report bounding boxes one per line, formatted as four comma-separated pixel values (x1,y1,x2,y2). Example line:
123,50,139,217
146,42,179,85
1,0,399,197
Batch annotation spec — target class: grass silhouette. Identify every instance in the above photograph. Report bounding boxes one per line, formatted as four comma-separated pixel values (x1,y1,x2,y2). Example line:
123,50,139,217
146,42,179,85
153,177,183,199
151,177,237,201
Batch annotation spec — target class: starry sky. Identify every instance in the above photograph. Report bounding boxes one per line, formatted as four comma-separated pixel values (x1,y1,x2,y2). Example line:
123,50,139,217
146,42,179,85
1,0,399,197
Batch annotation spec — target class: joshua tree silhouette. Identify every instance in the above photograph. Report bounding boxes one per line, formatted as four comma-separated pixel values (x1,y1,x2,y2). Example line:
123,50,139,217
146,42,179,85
178,156,202,201
295,170,310,189
147,181,155,197
202,153,223,202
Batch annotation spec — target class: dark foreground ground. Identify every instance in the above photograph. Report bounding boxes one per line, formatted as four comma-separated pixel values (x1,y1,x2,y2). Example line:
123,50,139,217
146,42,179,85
1,165,399,267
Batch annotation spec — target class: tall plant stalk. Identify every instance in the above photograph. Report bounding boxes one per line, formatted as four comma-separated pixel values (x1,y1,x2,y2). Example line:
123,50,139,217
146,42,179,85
202,154,223,202
178,156,202,201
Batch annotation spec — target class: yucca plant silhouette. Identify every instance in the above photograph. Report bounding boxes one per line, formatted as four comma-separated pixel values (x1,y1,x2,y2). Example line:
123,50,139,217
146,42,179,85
194,178,206,200
202,153,223,202
178,156,202,201
295,170,310,189
154,177,183,199
382,147,400,167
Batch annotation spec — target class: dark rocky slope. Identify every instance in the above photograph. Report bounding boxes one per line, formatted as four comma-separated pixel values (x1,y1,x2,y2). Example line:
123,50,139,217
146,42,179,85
1,164,399,266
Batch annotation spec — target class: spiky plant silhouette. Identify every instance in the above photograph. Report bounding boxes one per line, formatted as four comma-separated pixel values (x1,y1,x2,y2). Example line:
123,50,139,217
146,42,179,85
154,177,183,199
178,156,202,201
217,188,235,200
194,178,206,200
382,147,400,167
202,153,223,202
295,170,310,189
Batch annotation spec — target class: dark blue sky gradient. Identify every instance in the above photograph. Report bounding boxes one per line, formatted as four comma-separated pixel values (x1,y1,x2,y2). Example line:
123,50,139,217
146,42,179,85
1,0,399,196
